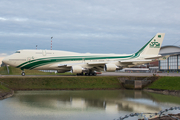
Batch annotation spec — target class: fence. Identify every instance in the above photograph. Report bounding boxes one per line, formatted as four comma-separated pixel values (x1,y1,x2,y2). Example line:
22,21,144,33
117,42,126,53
115,107,180,120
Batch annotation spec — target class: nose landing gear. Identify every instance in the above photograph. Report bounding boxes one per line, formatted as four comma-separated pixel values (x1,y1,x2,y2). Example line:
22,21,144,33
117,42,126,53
21,70,25,76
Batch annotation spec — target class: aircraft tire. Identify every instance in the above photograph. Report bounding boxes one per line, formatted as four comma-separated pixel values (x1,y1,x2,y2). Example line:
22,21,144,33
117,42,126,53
77,73,84,76
92,73,97,76
21,72,25,76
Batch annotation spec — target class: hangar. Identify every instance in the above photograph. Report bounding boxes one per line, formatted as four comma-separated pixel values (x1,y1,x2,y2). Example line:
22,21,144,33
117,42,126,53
159,45,180,72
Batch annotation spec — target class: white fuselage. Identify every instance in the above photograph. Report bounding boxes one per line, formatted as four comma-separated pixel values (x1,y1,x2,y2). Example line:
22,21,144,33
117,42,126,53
3,49,136,71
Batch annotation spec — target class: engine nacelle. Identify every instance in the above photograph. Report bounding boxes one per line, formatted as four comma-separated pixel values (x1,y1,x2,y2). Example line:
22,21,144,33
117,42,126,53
104,64,122,72
104,64,117,72
71,66,82,73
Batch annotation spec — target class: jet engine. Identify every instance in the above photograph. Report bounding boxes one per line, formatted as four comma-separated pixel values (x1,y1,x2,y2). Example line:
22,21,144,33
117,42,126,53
104,64,122,72
104,64,116,72
71,66,82,73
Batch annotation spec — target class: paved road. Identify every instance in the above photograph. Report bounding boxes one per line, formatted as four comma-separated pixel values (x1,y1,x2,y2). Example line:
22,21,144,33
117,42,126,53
99,72,180,76
0,72,180,77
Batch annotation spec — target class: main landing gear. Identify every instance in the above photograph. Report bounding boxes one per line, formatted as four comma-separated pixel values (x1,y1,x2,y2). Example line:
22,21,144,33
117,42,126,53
84,72,97,76
76,72,97,76
76,72,84,76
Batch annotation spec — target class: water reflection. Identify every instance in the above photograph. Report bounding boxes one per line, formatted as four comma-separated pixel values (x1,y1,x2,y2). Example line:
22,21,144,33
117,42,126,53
12,90,161,112
1,90,180,120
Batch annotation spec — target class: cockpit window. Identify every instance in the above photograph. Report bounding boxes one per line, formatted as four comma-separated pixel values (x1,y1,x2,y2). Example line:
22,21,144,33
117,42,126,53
15,51,20,53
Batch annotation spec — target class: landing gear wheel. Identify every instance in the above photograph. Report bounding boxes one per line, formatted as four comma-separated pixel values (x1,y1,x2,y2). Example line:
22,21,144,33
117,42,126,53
76,72,84,76
21,72,25,76
92,72,97,76
85,72,97,76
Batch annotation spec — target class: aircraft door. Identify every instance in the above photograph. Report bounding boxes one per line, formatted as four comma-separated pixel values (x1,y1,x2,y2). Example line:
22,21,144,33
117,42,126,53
27,57,31,62
42,50,46,56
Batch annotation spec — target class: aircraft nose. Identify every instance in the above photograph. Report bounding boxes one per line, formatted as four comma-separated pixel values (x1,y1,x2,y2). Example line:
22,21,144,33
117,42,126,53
2,57,9,65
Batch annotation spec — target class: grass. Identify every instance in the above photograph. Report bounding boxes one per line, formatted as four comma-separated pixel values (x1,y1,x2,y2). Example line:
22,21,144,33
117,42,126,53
147,76,180,90
146,92,180,104
0,66,8,75
0,66,76,75
0,76,122,90
0,84,10,92
1,66,180,91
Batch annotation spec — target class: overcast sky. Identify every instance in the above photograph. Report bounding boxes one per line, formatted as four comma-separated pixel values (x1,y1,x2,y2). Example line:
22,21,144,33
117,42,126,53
0,0,180,59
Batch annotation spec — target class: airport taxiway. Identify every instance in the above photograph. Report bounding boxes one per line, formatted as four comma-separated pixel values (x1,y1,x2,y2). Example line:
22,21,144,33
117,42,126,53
99,72,180,76
0,72,180,77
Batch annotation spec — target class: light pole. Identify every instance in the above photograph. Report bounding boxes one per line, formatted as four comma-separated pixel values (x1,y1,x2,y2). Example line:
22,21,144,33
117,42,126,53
51,37,53,50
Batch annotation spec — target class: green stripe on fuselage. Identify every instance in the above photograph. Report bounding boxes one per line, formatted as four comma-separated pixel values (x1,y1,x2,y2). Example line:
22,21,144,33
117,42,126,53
17,54,135,70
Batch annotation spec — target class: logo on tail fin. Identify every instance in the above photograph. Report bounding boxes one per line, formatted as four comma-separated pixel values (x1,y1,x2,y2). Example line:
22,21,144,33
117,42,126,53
149,39,160,48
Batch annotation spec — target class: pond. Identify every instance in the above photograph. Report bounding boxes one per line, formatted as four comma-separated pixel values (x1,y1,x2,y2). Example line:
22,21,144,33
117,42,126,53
0,90,180,120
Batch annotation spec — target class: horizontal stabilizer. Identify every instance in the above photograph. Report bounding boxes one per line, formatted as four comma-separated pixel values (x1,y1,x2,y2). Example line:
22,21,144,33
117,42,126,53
145,55,170,60
120,60,152,64
120,60,153,67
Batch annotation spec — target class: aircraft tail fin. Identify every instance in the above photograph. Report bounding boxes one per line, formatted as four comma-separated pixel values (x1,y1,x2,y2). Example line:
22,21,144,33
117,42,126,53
135,33,165,57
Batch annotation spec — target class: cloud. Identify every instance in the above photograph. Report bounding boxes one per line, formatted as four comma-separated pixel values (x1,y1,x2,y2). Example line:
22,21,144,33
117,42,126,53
0,17,28,22
0,0,180,54
0,53,8,56
0,17,7,21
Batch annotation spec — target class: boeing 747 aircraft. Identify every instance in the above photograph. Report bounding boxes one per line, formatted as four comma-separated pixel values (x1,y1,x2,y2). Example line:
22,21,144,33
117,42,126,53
3,33,167,76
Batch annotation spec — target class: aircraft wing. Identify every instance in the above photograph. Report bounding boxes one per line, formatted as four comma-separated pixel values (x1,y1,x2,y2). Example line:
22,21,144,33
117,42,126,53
120,60,153,67
87,62,106,65
51,54,170,72
50,62,105,72
51,62,105,68
58,64,68,67
86,62,106,71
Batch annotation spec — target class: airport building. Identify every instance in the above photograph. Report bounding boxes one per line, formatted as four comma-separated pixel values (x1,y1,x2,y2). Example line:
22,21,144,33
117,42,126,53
159,45,180,72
